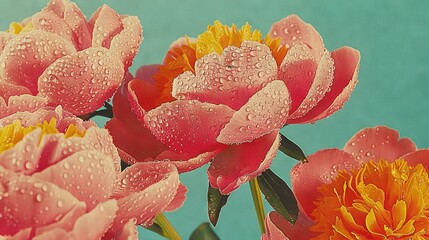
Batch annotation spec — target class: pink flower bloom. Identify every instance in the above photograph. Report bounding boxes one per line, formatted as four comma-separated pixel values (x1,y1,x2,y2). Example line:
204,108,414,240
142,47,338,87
0,107,186,239
0,0,142,116
267,126,424,238
107,15,360,194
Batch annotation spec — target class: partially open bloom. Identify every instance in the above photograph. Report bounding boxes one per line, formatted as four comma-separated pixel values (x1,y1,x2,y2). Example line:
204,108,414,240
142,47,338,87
107,15,360,194
274,126,429,239
0,107,186,239
0,0,142,116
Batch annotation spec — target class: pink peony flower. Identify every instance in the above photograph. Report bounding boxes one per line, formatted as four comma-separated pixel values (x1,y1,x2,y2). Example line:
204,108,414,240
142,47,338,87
0,0,142,116
268,126,428,239
107,15,360,194
0,107,186,239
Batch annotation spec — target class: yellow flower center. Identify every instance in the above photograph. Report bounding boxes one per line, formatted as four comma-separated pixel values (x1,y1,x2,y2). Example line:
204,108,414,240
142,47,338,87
0,118,85,153
7,21,33,34
195,21,262,58
151,20,288,106
311,159,429,239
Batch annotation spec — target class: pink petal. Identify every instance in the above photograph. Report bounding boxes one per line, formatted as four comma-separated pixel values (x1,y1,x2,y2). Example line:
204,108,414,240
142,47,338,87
68,200,118,239
164,183,188,212
103,218,138,240
80,127,121,172
0,82,31,99
33,200,118,240
287,50,334,120
36,0,66,17
32,150,117,210
3,228,32,240
0,31,77,94
113,162,177,199
109,16,143,70
208,131,281,195
126,80,148,124
343,126,417,164
0,94,48,119
289,47,360,124
128,78,162,113
290,149,360,219
111,162,180,230
172,41,278,110
106,79,168,163
217,80,290,144
135,64,160,82
36,127,119,171
402,150,429,170
277,43,318,114
144,100,234,155
113,77,141,120
155,149,220,173
0,32,13,53
0,165,16,180
262,211,315,240
0,129,44,174
31,13,76,51
0,106,93,132
38,47,125,115
35,203,86,236
262,213,288,240
268,14,324,60
0,175,81,236
89,5,123,49
105,118,168,165
32,0,91,50
32,229,67,240
60,1,91,50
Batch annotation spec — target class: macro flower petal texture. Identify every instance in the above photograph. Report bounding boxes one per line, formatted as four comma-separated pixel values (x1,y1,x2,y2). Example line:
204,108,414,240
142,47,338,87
287,126,429,239
0,0,142,117
107,15,360,194
0,107,186,239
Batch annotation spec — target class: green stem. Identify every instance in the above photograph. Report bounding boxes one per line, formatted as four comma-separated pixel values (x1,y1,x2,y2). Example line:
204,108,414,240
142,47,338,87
154,213,182,240
249,178,266,234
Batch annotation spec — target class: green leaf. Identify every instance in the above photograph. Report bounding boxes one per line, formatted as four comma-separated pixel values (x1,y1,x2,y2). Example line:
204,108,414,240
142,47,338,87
279,133,307,163
145,222,168,238
207,186,229,226
257,169,298,224
189,222,220,240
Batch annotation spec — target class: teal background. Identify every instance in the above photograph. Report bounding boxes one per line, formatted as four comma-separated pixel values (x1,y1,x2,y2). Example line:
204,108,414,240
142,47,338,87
1,0,429,239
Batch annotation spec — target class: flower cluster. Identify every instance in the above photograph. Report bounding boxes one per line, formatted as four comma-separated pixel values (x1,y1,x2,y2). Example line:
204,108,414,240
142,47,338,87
0,107,186,239
0,0,142,117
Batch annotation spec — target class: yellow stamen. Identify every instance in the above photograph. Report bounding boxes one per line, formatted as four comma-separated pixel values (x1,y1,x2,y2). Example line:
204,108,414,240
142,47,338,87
0,118,85,153
195,20,262,58
264,34,288,66
311,159,429,239
7,21,33,34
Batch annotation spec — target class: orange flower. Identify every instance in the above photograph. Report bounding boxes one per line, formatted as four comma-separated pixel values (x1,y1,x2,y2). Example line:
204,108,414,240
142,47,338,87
264,126,429,239
312,159,429,239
